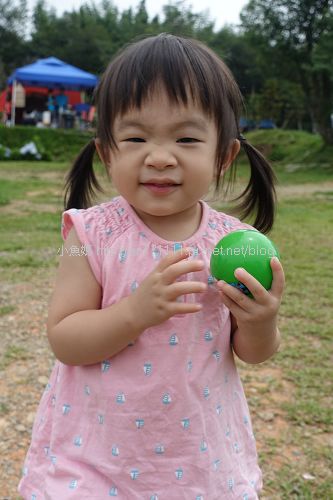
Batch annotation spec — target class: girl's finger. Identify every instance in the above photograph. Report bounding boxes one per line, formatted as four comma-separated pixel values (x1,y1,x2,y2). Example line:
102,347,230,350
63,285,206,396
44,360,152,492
216,279,254,311
233,268,267,303
163,258,205,284
217,288,246,318
167,281,207,300
155,247,192,272
171,301,203,315
269,257,285,298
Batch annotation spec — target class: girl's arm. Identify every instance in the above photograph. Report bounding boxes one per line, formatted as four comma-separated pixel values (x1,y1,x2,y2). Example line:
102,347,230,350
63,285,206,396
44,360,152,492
47,228,206,366
218,257,285,364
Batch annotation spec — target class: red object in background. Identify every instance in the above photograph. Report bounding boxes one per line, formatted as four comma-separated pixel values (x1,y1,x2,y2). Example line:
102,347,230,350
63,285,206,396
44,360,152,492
0,86,82,112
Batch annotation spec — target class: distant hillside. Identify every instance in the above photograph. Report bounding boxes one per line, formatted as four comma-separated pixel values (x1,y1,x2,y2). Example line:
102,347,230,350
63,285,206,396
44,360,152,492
0,126,332,169
245,130,333,168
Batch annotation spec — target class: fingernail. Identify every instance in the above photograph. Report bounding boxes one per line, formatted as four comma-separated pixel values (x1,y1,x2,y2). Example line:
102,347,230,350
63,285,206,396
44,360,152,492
234,267,244,276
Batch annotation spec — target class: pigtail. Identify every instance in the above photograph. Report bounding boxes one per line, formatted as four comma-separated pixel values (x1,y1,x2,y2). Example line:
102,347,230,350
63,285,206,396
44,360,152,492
64,139,104,210
235,137,277,234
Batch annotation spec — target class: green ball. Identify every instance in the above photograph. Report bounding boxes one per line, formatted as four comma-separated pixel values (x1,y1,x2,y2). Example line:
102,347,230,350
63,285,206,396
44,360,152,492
210,230,280,294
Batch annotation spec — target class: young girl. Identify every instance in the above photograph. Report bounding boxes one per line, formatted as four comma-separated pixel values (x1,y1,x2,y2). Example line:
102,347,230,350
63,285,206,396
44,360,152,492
19,33,284,499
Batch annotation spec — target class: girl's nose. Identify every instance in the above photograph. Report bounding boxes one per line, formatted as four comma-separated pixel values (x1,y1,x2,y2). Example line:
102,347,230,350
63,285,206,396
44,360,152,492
144,147,177,169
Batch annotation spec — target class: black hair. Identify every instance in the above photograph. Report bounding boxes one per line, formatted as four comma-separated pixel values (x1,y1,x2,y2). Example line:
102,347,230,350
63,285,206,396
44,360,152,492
64,33,276,233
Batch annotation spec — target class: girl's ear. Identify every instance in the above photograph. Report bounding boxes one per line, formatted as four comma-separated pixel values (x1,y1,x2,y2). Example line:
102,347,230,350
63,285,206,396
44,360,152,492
222,139,240,173
95,138,112,171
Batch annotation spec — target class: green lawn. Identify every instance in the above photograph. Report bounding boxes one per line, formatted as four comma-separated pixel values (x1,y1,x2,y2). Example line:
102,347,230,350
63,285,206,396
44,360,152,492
0,155,332,498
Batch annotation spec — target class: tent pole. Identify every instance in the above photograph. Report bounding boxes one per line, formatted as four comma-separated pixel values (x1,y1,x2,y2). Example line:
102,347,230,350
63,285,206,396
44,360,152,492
11,80,17,127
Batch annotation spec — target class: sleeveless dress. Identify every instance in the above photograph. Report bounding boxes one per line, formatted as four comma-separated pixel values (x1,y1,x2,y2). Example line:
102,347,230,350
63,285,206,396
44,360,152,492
18,196,263,499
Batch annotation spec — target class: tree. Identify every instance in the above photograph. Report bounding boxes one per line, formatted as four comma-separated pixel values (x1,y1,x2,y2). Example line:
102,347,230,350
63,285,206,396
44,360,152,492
240,0,333,144
0,0,28,87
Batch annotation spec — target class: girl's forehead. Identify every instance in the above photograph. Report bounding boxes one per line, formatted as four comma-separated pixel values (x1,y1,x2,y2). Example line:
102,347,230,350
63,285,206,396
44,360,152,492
114,90,212,128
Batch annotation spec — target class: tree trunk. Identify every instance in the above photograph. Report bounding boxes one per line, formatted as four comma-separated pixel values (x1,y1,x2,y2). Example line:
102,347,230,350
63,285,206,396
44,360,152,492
311,71,333,145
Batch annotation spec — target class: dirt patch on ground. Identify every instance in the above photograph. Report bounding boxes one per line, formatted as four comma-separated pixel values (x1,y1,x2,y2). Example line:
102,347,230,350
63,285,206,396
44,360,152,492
276,181,333,198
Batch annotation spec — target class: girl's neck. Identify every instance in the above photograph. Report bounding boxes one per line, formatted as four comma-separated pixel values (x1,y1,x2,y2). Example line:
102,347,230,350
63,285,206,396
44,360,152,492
134,202,202,242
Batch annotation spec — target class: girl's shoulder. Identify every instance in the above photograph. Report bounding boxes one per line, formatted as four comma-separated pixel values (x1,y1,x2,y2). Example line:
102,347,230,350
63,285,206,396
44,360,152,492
61,196,134,245
206,203,255,236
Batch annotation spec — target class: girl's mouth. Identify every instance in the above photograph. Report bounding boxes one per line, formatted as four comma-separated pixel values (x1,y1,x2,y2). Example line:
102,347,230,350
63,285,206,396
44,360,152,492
142,182,179,194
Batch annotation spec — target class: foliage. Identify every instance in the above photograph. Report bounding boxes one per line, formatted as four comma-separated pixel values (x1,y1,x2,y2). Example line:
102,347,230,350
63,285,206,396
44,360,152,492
1,0,333,146
240,0,333,144
0,125,90,161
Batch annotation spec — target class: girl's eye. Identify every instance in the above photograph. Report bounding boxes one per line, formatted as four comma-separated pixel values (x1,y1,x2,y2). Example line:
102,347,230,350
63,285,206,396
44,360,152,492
125,138,145,142
177,137,199,143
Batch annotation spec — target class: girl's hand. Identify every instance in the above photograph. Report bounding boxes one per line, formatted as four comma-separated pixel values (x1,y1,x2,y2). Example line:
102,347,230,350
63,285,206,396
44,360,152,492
216,257,285,333
216,257,284,363
128,248,207,330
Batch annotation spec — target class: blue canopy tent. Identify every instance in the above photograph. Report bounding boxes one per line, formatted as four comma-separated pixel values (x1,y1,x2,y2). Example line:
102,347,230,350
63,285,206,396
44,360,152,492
8,57,98,125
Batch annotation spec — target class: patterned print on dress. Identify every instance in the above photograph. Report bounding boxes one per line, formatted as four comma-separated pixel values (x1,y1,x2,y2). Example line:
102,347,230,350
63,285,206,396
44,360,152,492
207,275,215,285
152,247,161,260
119,250,127,263
130,469,139,480
175,468,183,480
173,243,182,252
181,418,190,429
109,486,118,496
223,219,233,229
105,227,112,236
98,414,104,424
213,459,221,471
101,360,111,372
69,479,78,489
143,362,152,376
155,444,165,454
150,495,159,500
187,360,193,372
62,404,71,415
190,246,199,257
216,404,223,416
135,418,145,429
73,436,82,447
204,330,213,342
228,478,235,490
131,280,139,292
203,387,210,399
84,385,91,395
200,440,208,452
112,445,120,456
116,392,126,404
212,351,221,361
162,393,172,405
169,334,179,346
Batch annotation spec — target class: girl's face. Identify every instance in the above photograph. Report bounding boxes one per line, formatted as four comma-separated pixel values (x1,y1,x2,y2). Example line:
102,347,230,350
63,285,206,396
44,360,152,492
101,88,238,234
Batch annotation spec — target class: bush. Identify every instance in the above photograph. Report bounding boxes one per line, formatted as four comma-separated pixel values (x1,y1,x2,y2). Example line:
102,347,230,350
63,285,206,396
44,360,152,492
0,125,90,161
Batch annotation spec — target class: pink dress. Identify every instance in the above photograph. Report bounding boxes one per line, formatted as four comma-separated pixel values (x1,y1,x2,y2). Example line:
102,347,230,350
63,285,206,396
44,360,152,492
19,196,262,499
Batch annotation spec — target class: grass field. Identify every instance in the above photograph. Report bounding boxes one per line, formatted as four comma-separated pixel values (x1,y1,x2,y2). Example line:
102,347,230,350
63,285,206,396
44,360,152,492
0,154,333,498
